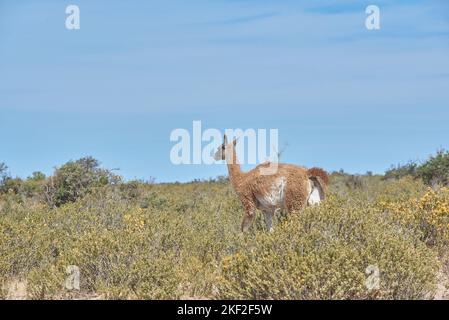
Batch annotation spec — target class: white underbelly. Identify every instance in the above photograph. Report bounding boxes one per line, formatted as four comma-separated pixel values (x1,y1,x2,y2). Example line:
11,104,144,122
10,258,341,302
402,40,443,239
307,179,322,206
256,177,286,208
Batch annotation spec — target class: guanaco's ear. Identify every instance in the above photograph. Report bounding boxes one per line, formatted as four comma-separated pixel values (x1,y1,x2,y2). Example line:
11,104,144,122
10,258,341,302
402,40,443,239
223,134,228,144
233,137,239,146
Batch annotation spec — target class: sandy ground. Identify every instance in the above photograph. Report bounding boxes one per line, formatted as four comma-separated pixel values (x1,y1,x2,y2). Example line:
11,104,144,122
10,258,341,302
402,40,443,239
4,279,103,300
3,202,447,301
434,270,449,300
4,271,449,300
5,279,27,300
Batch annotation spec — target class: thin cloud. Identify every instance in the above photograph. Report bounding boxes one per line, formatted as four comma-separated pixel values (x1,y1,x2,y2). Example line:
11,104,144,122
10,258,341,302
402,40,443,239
190,11,279,27
431,72,449,78
304,0,426,15
305,3,364,15
325,30,449,44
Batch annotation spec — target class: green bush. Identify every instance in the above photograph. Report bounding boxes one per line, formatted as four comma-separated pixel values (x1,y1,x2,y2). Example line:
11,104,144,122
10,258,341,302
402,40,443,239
384,149,449,187
0,163,7,182
385,161,418,181
0,177,24,195
43,157,115,207
417,150,449,187
22,172,46,197
0,167,46,199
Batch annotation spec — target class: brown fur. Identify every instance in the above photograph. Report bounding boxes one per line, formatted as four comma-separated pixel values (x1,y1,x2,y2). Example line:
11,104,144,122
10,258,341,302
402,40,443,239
307,167,329,186
307,167,329,200
216,135,328,232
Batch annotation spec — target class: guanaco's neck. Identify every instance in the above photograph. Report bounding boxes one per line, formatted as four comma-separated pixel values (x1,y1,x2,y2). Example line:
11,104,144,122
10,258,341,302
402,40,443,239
225,146,245,190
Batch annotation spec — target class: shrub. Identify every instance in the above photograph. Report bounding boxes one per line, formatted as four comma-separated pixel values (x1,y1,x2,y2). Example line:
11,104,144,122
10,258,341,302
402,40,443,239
0,171,445,300
0,163,27,197
119,180,142,200
384,150,449,187
345,175,365,190
43,157,114,207
0,166,46,200
218,195,439,299
22,172,46,197
0,162,7,182
417,150,449,187
0,177,24,195
385,161,418,181
379,187,449,249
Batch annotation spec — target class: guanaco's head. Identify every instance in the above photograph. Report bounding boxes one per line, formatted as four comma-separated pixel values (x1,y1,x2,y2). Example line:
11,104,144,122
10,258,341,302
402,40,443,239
214,134,237,161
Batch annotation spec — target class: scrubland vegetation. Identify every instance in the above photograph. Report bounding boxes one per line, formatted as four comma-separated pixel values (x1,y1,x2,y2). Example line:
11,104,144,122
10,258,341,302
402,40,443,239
1,151,449,299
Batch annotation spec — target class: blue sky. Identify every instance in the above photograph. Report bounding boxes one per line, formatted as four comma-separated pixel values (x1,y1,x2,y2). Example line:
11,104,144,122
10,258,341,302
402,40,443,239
0,0,448,182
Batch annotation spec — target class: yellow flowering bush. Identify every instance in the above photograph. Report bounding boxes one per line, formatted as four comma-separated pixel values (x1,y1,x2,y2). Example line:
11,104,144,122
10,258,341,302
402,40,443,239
379,187,449,248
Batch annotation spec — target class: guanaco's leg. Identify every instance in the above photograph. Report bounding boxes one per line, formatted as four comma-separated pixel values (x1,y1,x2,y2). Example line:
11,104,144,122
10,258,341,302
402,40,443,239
241,207,256,232
263,210,274,232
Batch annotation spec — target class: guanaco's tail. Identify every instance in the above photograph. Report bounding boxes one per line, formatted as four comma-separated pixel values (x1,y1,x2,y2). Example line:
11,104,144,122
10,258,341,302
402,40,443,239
307,167,329,186
307,167,329,201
